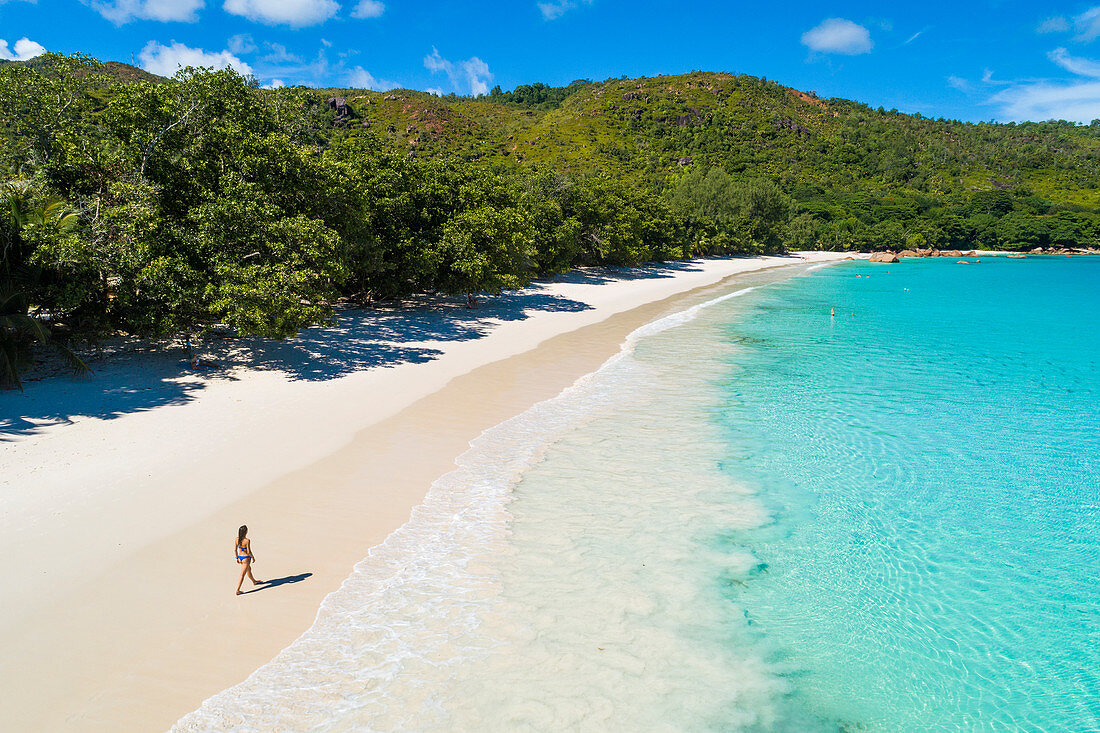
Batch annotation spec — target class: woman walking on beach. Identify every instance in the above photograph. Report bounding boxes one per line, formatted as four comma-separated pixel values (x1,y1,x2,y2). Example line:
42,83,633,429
235,525,263,595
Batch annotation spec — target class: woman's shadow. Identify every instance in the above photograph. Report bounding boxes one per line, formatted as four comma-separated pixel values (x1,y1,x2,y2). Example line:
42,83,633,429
242,572,313,594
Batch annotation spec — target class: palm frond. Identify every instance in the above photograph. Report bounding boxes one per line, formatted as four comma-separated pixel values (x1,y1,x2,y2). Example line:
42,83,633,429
0,312,49,341
52,341,91,377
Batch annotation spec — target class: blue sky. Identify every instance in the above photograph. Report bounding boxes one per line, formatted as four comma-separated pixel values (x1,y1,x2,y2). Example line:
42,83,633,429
2,0,1100,123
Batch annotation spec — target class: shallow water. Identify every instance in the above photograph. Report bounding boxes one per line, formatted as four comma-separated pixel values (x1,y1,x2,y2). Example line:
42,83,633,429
176,255,1100,731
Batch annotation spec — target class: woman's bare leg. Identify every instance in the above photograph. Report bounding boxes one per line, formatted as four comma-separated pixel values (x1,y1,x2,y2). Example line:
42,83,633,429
236,562,248,595
246,562,262,585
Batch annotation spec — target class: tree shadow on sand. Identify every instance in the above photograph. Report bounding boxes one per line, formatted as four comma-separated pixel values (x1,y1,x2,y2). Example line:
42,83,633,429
3,256,785,439
0,288,593,440
546,259,706,286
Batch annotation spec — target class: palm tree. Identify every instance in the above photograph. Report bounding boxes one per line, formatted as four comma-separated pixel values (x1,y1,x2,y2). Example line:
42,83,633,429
0,184,90,389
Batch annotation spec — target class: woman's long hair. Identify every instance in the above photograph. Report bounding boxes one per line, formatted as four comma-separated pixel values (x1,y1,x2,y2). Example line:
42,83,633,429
238,525,248,548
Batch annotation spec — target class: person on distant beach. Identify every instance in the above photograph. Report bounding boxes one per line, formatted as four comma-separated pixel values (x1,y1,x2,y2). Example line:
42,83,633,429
235,525,263,595
189,354,219,370
466,293,478,309
186,336,218,370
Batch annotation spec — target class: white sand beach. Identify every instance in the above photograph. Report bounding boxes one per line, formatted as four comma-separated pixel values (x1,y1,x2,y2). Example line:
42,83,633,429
0,252,852,731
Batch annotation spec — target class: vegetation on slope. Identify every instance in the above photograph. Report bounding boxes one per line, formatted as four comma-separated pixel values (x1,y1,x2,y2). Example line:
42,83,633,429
1,55,1097,385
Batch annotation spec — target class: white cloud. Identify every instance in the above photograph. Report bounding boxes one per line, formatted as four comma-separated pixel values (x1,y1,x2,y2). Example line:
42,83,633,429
801,18,873,55
1038,16,1069,34
223,0,338,27
351,0,383,19
462,57,491,95
423,47,448,74
347,65,396,90
426,87,442,96
248,42,351,87
262,42,300,63
424,47,493,96
947,75,972,93
138,40,253,77
1075,7,1100,43
88,0,204,24
262,78,285,89
987,44,1100,121
991,80,1100,122
537,0,591,20
1049,47,1100,78
0,37,46,62
227,33,256,55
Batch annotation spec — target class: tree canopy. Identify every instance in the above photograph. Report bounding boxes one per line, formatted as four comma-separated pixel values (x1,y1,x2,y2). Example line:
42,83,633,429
1,56,1096,386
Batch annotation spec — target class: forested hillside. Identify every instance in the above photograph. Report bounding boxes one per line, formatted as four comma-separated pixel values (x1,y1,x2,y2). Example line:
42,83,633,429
332,72,1100,250
1,55,1097,385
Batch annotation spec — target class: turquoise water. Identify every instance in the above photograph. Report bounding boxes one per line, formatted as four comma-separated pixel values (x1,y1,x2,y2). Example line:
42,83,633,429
177,256,1100,732
710,255,1100,730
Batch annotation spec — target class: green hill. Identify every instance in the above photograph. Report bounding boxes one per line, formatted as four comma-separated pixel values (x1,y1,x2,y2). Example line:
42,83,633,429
320,71,1100,209
1,56,1097,383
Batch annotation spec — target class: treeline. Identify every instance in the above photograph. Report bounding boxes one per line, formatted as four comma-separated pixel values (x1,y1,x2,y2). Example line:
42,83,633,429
5,56,1100,386
0,56,787,385
369,73,1100,254
484,80,594,110
789,187,1100,252
598,74,1100,251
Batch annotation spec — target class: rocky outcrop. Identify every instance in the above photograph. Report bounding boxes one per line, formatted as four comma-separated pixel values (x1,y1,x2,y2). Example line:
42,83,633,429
327,96,358,127
897,249,918,257
869,252,899,263
942,250,963,257
774,118,811,135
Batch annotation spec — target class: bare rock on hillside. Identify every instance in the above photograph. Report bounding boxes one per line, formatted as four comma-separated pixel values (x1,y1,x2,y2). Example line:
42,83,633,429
328,96,357,126
869,252,899,263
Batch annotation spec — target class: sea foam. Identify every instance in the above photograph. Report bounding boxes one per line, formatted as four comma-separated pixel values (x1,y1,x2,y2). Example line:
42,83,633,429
173,280,792,732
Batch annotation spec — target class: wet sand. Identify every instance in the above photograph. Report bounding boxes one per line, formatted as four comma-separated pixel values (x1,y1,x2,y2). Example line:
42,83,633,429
0,253,850,731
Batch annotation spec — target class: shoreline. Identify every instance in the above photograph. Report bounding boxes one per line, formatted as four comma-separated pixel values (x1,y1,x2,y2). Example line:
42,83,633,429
0,252,851,731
